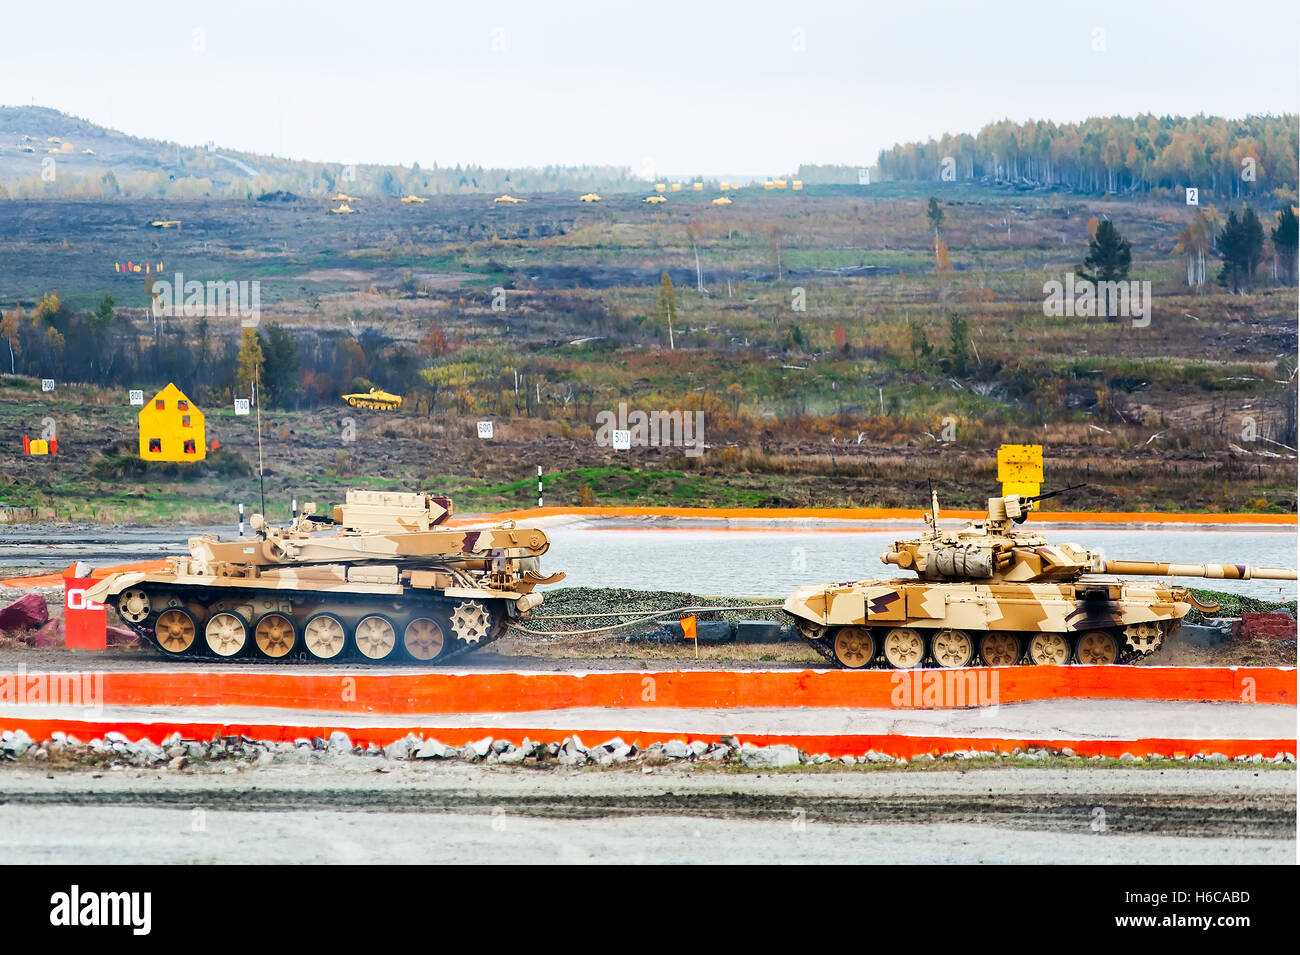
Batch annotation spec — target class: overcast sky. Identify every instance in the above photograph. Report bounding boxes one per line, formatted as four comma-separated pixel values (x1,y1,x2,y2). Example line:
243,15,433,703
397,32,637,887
3,0,1296,178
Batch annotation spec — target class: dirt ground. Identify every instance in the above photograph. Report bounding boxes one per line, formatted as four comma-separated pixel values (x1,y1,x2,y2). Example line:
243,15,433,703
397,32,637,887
0,761,1291,863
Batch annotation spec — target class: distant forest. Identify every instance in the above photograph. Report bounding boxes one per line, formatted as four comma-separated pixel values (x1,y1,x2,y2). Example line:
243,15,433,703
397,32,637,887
875,115,1298,199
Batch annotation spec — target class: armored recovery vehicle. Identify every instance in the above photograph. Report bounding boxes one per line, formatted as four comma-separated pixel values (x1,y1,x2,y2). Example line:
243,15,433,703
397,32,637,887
785,488,1297,669
85,490,563,664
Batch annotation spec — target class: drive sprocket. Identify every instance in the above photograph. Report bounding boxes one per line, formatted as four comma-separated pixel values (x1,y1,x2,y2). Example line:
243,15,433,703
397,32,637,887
450,600,492,644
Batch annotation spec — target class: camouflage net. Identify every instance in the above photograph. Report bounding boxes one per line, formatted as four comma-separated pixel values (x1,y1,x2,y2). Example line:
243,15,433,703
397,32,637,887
1185,588,1297,625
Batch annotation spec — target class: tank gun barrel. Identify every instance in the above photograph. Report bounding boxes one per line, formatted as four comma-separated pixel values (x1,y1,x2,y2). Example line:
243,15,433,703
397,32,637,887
1103,560,1297,581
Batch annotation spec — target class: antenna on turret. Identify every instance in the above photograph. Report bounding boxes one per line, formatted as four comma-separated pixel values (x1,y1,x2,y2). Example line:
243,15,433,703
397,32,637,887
254,375,265,534
927,478,939,539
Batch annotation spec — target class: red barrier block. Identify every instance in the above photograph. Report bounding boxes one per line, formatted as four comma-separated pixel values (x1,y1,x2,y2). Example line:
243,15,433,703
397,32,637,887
1238,612,1298,642
63,565,106,650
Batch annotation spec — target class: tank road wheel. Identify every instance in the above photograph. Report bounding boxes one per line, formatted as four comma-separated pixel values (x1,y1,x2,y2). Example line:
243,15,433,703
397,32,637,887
1075,630,1120,666
931,628,975,668
882,627,927,669
154,608,197,655
117,588,151,624
303,613,347,660
1027,632,1071,666
403,617,447,661
355,615,397,661
979,631,1022,667
253,612,297,659
449,600,492,645
832,626,876,669
204,611,249,657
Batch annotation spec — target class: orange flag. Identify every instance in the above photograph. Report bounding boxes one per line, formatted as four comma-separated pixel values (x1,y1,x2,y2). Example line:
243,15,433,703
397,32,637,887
680,615,697,641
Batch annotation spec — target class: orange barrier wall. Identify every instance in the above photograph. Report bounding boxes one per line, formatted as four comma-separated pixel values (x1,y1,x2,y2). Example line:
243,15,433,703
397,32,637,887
482,505,1296,526
1,715,1291,761
1,560,168,589
57,665,1300,714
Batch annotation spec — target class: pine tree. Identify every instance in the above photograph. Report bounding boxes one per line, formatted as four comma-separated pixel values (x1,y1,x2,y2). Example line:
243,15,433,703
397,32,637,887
1271,206,1298,286
1080,219,1132,318
926,196,944,238
1080,220,1131,283
906,317,933,369
260,324,300,407
90,294,115,330
1217,206,1265,292
946,312,970,374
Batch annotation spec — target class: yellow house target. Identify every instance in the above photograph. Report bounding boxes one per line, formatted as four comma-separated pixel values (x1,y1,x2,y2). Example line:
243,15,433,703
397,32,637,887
997,444,1043,498
139,383,206,462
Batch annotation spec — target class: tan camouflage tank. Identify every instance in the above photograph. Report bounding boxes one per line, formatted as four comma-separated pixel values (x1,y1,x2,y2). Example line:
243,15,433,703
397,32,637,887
784,489,1297,669
341,387,403,411
85,490,563,664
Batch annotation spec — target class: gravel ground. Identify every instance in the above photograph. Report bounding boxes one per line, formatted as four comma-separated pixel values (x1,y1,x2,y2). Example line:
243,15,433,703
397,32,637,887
0,763,1292,864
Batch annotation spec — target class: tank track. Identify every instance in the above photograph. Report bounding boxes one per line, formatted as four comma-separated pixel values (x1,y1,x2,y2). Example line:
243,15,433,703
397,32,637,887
124,617,503,666
795,617,1155,670
121,585,512,666
793,617,841,666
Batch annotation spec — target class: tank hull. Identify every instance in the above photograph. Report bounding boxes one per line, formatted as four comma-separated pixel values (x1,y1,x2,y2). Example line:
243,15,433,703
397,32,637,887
784,575,1190,669
105,573,516,665
83,489,560,666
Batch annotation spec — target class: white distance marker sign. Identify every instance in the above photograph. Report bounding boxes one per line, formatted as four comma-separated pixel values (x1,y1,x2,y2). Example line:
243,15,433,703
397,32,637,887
129,389,144,406
234,398,251,416
477,421,494,439
41,379,54,392
612,429,631,450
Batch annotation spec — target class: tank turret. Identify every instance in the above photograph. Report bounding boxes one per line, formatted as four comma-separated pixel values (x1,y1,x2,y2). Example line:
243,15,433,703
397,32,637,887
881,491,1294,585
785,487,1296,670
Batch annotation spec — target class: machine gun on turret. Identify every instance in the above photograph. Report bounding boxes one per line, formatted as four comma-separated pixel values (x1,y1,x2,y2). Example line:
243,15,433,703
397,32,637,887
1005,483,1087,522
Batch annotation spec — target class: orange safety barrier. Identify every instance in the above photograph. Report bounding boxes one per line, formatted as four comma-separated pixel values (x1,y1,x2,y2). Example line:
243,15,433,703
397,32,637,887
1,560,169,589
42,665,1299,714
477,505,1296,525
0,716,1291,761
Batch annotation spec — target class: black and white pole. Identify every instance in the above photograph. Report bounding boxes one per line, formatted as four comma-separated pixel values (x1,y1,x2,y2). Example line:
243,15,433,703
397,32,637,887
537,465,543,508
292,498,298,522
238,502,245,538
